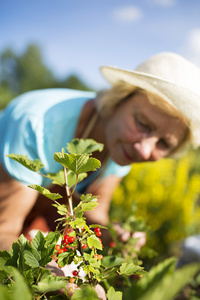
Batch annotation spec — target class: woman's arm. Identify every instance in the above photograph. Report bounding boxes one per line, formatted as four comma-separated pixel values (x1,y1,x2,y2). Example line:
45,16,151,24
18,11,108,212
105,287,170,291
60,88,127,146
0,165,38,251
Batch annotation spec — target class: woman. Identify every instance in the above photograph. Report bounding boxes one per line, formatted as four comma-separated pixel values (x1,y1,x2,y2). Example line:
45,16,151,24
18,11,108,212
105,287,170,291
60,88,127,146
0,52,200,251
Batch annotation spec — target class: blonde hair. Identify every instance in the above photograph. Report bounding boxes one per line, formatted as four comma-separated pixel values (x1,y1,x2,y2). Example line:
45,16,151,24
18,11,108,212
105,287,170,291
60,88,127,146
95,81,137,118
95,81,191,157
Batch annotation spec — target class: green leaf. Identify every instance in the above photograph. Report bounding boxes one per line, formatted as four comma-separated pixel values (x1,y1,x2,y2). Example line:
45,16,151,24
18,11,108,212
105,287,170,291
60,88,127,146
66,138,104,155
17,235,32,273
84,264,100,275
44,231,60,247
36,276,67,293
48,169,87,187
107,286,122,300
0,283,12,300
22,269,35,286
8,242,20,268
71,285,99,300
80,194,98,203
52,204,68,216
0,250,15,281
28,184,63,200
119,262,145,276
31,230,45,250
70,218,87,229
54,153,101,174
54,153,87,172
80,202,99,212
74,195,99,214
18,234,28,247
0,250,12,269
31,231,56,267
83,253,101,268
78,157,101,173
134,257,177,292
101,256,125,268
6,154,44,172
57,251,74,267
74,194,99,214
131,262,200,300
87,235,102,250
68,172,88,187
47,169,65,186
24,249,40,268
12,269,32,300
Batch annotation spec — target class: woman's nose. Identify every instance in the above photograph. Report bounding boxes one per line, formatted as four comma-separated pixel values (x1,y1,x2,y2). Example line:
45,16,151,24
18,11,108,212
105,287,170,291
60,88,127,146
133,137,158,161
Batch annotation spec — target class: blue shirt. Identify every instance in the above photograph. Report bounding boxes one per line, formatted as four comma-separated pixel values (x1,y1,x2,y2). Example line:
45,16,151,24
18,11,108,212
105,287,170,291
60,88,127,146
0,88,131,191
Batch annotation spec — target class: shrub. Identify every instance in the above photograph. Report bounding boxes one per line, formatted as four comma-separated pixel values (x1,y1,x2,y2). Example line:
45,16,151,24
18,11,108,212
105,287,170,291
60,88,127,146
112,151,200,255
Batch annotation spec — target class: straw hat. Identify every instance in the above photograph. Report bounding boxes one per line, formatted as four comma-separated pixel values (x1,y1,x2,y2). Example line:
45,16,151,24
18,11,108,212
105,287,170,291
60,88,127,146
100,52,200,148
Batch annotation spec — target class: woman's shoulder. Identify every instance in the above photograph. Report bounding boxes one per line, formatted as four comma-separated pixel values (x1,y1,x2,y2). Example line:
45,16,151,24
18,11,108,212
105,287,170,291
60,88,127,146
3,88,96,117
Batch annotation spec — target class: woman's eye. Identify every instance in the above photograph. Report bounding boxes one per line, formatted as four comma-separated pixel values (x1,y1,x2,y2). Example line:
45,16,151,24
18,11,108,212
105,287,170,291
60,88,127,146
136,118,150,131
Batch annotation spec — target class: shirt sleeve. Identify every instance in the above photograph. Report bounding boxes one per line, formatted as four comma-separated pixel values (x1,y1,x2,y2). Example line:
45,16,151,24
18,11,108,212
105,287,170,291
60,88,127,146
102,159,131,178
2,113,45,186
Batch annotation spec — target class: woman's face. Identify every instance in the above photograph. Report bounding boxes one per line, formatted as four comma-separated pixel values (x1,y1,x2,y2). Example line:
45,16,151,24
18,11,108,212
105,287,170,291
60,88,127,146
104,93,188,165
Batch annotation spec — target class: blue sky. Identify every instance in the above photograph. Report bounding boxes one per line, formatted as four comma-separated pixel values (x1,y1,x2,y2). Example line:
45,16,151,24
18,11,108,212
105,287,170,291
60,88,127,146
1,0,200,90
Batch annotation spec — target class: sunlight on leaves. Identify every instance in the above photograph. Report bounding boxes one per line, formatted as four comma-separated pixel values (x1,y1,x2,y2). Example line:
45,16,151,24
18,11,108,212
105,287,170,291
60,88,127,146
6,154,44,172
66,138,104,155
28,184,63,200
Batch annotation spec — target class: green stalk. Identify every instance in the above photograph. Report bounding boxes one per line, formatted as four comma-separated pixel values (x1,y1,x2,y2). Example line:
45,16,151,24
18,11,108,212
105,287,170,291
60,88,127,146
64,167,73,217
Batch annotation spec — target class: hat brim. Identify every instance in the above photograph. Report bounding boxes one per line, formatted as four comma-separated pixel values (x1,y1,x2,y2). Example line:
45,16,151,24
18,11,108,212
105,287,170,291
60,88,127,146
100,66,200,147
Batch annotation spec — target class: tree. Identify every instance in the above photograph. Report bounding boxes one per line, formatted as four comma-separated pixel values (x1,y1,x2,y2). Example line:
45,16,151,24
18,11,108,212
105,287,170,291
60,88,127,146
0,44,57,94
60,74,91,91
0,44,93,110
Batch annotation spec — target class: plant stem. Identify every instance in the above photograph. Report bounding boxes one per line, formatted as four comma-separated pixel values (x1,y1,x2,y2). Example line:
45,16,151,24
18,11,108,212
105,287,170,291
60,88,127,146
64,167,73,217
8,275,15,284
71,174,79,196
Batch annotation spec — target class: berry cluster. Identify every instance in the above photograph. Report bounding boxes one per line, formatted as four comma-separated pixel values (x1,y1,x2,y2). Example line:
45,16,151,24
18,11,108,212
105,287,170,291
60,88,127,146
68,270,79,287
55,233,76,256
94,227,102,237
94,254,103,260
54,226,104,273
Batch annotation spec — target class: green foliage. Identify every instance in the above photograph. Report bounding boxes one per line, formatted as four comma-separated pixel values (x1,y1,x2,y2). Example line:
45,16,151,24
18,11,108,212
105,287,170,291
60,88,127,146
107,286,122,300
101,256,125,268
29,185,63,201
112,150,200,255
66,138,104,155
0,269,32,300
119,262,145,276
74,194,99,214
6,154,44,172
0,44,93,110
0,232,67,299
54,153,101,174
5,138,200,299
48,169,87,188
36,276,67,293
0,86,16,110
0,45,57,95
125,259,200,300
60,74,91,91
71,285,99,300
87,235,102,250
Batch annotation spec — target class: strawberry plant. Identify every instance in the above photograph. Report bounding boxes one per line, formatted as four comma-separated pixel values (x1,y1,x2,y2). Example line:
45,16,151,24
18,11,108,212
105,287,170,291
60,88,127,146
0,138,199,300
